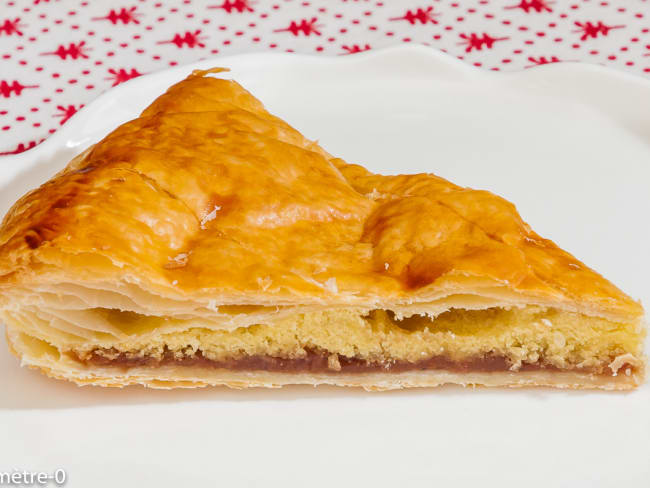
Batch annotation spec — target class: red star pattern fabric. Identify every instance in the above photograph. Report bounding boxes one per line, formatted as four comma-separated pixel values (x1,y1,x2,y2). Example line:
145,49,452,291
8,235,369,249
1,0,649,155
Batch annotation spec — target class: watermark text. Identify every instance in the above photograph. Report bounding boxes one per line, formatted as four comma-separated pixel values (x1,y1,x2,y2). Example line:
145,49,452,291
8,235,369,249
0,469,65,486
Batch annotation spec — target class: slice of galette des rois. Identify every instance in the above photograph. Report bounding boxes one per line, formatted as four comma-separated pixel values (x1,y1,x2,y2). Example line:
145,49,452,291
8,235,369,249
0,68,645,390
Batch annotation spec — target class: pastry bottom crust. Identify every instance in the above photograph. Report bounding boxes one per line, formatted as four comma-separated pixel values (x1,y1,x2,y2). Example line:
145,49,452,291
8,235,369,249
20,362,644,391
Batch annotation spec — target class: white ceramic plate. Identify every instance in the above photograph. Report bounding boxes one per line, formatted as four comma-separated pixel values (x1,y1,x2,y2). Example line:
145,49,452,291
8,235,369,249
1,46,649,488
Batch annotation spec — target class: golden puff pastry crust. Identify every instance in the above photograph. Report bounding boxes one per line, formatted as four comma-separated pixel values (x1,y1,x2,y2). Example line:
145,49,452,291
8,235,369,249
0,68,645,390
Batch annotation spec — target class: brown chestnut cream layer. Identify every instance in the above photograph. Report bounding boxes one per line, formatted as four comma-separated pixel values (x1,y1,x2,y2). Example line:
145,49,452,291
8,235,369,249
74,349,637,376
66,306,646,376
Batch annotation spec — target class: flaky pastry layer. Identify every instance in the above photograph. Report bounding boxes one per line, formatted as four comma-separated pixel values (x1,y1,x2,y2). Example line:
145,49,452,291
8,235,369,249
57,307,647,372
2,304,645,390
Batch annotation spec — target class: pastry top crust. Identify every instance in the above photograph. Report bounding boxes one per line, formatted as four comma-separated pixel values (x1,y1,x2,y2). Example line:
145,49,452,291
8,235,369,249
0,68,643,320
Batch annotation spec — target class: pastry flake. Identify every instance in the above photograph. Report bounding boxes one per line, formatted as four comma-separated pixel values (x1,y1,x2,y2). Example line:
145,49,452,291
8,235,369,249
0,68,645,390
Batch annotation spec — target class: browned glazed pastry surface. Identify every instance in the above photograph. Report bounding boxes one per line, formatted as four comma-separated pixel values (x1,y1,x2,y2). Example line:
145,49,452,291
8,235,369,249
0,68,642,319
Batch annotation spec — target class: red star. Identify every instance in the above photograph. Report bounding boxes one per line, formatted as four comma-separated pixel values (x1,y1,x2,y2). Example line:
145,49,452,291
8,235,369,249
573,21,624,41
458,33,509,53
41,42,90,60
527,56,561,67
342,44,371,55
0,17,25,36
209,0,255,13
157,30,207,48
274,18,321,36
92,7,141,25
389,7,439,25
0,80,38,98
0,140,41,155
54,105,83,125
106,68,143,87
505,1,553,13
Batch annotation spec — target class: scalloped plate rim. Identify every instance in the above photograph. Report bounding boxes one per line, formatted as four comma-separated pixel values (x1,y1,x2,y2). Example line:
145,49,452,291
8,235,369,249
3,43,650,169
